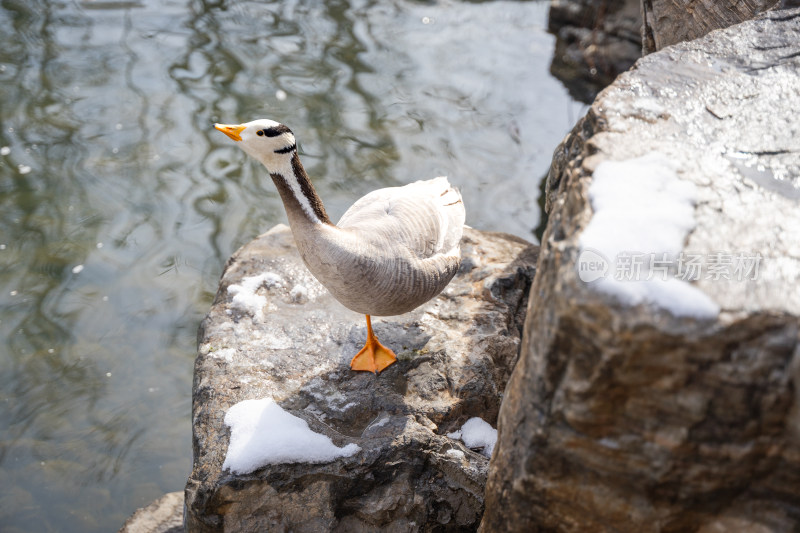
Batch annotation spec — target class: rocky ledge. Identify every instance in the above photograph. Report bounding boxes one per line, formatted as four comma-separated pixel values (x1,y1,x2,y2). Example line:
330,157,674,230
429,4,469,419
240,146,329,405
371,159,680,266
184,225,537,532
119,492,183,533
641,0,782,54
483,8,800,532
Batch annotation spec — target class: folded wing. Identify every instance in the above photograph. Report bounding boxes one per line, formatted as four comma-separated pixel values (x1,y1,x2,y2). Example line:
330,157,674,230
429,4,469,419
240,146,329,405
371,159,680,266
337,176,465,261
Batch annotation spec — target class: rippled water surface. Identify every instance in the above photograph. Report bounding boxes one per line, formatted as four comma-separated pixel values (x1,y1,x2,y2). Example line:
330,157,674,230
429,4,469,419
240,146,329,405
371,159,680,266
0,0,583,530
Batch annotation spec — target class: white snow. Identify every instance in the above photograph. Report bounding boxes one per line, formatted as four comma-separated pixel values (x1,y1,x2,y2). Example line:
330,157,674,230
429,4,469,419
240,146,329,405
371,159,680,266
289,283,308,303
445,448,466,461
579,152,719,319
226,272,283,319
222,398,360,474
447,417,498,458
593,277,718,318
210,348,236,362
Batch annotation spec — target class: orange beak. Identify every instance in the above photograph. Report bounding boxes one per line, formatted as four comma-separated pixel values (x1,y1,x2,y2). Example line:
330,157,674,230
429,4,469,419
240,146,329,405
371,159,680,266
214,123,246,142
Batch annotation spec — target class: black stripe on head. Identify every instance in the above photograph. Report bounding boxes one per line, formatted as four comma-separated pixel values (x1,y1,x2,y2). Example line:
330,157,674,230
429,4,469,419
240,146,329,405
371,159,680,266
261,124,293,137
274,143,297,154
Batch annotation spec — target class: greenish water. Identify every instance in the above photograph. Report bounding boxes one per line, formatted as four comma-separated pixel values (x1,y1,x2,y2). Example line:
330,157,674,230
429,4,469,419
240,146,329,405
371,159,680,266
0,0,583,530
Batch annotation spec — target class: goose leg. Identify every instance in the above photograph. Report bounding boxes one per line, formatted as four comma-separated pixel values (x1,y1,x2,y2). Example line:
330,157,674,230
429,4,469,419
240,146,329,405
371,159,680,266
350,315,397,373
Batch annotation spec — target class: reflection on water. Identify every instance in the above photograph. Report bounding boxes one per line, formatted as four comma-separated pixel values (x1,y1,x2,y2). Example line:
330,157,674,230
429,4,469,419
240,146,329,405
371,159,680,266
0,0,582,530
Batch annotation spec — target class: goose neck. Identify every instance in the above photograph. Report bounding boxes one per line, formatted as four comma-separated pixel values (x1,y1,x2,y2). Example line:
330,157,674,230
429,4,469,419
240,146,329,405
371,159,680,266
268,153,332,227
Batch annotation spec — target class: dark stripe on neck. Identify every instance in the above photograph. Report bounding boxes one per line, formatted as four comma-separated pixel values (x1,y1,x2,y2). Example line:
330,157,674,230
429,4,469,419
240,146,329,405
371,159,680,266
291,153,331,224
274,143,296,154
269,154,332,225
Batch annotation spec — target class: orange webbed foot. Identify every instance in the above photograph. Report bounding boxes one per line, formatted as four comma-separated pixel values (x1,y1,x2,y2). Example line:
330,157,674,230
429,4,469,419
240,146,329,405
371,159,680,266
350,315,397,374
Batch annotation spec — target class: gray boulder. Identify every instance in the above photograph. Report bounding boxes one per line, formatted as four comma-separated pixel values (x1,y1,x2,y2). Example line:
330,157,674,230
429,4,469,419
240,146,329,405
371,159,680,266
484,8,800,533
642,0,781,54
185,225,537,532
118,492,183,533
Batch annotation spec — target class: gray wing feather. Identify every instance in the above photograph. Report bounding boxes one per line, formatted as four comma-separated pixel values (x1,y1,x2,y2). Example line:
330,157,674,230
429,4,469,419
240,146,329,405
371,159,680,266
337,177,464,259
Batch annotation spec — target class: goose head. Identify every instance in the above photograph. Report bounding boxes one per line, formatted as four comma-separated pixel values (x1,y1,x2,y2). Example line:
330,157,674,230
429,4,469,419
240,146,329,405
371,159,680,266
214,119,297,170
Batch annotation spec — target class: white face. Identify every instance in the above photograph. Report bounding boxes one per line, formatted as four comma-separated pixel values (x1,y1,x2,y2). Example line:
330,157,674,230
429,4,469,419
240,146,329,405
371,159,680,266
216,119,297,169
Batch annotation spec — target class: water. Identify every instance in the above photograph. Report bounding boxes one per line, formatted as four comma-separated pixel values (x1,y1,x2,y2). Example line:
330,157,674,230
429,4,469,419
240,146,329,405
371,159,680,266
0,0,584,530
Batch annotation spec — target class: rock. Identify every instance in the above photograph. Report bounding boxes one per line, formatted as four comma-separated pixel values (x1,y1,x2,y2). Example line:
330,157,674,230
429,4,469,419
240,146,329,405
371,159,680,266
548,0,642,102
484,8,800,533
118,492,183,533
185,224,537,532
642,0,781,54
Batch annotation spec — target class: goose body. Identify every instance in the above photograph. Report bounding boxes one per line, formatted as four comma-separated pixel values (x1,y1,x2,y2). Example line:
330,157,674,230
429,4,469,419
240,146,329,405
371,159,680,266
301,177,463,316
215,119,465,373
